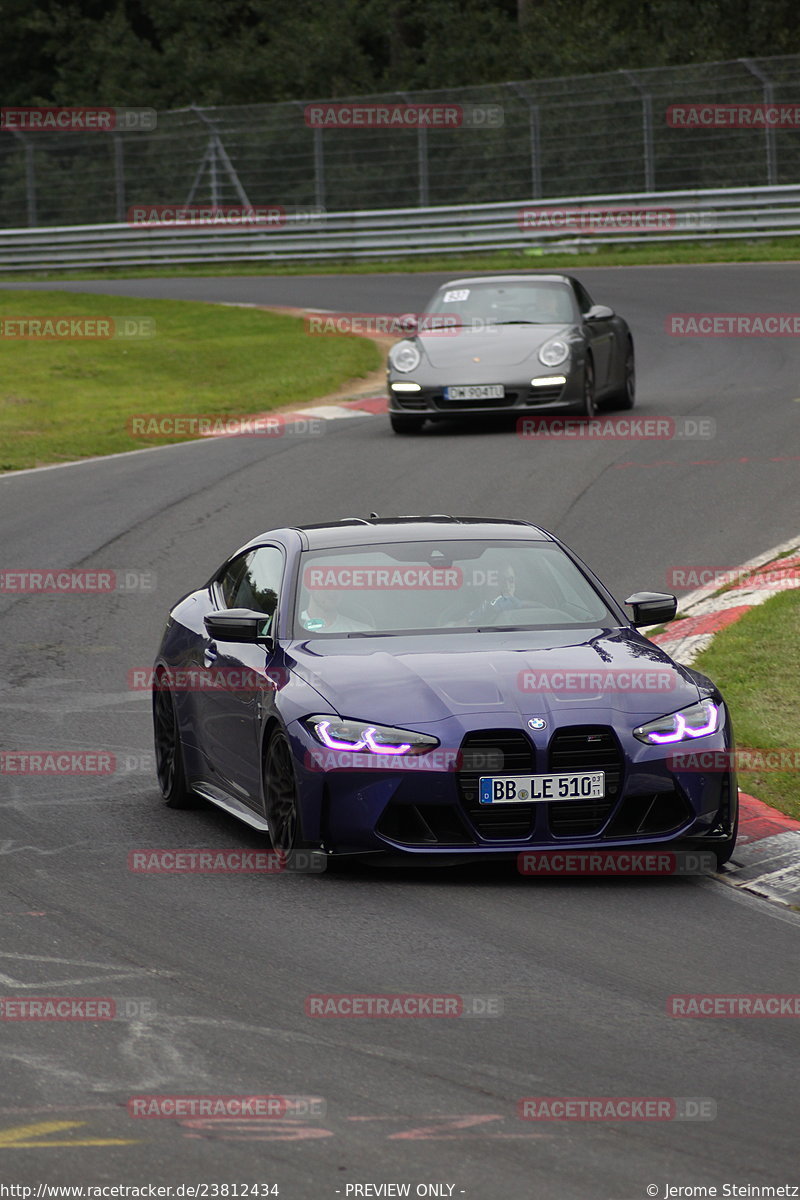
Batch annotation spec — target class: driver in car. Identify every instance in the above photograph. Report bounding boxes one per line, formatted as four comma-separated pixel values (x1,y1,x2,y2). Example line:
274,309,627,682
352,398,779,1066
299,584,372,634
467,565,530,624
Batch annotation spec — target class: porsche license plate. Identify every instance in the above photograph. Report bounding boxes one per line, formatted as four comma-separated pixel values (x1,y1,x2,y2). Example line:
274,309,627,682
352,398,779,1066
478,772,605,804
444,384,505,400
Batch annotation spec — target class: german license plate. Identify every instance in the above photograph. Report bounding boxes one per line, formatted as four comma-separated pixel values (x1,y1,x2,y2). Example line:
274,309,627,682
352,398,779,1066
478,772,605,804
444,384,505,400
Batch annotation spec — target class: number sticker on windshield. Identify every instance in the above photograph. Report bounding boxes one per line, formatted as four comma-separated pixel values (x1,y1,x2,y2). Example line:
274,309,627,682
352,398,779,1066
442,289,469,302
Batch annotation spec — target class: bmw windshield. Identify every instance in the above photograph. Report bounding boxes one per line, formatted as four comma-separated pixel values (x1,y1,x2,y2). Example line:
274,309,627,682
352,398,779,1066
293,540,615,636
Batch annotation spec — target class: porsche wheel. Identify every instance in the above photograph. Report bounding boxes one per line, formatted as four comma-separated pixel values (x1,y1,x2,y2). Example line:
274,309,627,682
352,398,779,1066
610,340,635,410
578,356,597,419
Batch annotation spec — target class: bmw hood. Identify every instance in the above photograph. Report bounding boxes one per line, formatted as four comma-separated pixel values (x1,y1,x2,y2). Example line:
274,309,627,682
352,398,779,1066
414,324,574,369
289,629,702,731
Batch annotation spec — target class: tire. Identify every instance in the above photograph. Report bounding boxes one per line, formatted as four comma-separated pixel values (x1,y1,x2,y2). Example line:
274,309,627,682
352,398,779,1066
577,356,597,419
713,808,739,870
263,728,303,855
152,674,196,808
608,340,635,410
390,413,426,434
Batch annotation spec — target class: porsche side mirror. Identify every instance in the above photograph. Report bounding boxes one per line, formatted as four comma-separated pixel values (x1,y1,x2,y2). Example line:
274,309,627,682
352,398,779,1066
396,313,418,334
624,592,678,627
585,304,614,321
204,608,275,645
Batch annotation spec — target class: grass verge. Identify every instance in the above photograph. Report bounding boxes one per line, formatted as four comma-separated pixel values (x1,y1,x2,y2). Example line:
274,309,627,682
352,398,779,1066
2,236,800,283
0,290,380,471
691,587,800,819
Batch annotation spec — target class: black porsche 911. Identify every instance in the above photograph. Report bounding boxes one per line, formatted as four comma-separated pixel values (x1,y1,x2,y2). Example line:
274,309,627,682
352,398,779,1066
387,274,635,434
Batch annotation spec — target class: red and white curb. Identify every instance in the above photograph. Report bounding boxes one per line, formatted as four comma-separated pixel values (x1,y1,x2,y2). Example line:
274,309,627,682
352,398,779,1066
649,535,800,666
197,394,389,437
649,535,800,905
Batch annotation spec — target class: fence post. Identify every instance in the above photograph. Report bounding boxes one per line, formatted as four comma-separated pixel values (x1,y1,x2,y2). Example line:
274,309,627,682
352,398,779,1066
740,59,777,186
621,71,655,192
417,125,429,206
313,126,326,209
511,84,542,199
113,135,125,222
11,132,37,227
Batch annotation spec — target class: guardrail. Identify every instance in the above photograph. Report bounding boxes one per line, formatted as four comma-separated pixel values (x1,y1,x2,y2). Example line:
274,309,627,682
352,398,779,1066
1,185,799,272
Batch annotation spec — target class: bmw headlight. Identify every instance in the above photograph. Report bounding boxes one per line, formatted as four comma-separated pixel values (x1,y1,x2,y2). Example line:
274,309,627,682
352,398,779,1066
304,715,439,756
389,341,421,373
538,338,570,368
633,699,721,745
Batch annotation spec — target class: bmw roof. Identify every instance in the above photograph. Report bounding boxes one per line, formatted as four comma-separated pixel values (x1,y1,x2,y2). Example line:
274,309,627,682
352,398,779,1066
239,517,553,554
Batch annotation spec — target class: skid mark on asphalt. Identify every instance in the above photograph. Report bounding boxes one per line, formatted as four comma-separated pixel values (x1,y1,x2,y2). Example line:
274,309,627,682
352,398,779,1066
0,950,155,989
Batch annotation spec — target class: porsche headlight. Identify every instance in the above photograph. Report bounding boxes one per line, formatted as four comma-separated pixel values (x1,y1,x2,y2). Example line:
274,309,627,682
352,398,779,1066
538,338,570,367
633,699,721,745
304,715,439,756
389,341,421,373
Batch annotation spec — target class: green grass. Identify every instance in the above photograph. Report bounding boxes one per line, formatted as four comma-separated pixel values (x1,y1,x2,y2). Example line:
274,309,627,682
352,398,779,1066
691,588,800,819
0,290,380,470
3,236,800,282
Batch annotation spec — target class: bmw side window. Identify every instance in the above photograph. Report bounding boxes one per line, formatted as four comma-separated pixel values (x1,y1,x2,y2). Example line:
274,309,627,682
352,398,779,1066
218,553,251,608
231,546,284,620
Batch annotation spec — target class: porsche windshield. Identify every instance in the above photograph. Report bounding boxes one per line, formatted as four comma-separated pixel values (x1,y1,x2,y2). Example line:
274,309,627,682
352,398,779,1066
423,281,575,327
293,540,614,636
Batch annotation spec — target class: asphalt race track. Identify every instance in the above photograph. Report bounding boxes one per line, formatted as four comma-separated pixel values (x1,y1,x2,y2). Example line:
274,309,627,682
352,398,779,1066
1,264,799,1197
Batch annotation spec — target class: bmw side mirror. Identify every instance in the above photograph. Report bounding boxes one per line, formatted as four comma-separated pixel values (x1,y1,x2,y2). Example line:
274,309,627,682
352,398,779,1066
204,608,275,646
624,592,678,627
585,304,614,321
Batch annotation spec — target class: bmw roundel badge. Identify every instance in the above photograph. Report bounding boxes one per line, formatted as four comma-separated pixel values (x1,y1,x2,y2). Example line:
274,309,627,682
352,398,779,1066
528,717,547,730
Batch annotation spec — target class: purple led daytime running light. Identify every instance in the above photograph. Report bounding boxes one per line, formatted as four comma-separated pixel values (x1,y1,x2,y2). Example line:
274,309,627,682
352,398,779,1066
363,728,411,755
315,721,367,752
647,704,717,744
315,720,412,755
